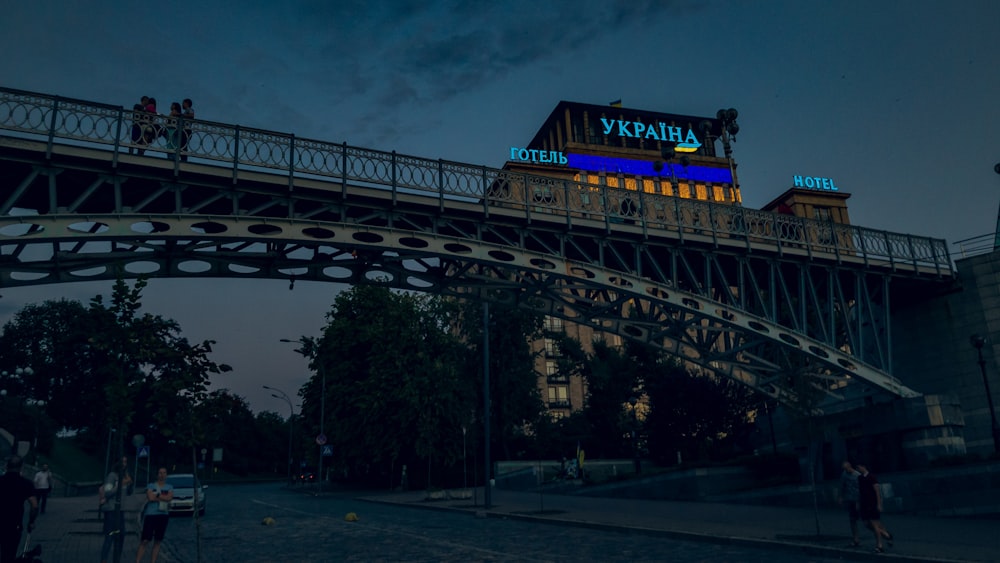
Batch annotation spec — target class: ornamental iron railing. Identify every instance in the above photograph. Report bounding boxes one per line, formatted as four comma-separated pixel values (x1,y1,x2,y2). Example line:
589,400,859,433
0,86,952,277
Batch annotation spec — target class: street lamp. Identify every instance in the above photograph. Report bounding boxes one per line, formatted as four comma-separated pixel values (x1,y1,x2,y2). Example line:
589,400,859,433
628,397,641,475
263,385,295,484
970,334,1000,453
281,337,326,491
993,162,1000,250
462,425,468,491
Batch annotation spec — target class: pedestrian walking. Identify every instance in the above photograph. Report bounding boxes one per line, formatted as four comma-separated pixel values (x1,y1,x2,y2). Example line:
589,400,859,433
0,456,39,563
856,462,894,553
136,467,173,563
98,457,133,563
837,460,861,546
31,464,52,515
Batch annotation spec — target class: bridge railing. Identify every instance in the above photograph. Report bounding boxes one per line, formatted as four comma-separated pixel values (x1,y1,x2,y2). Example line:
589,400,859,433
0,86,952,276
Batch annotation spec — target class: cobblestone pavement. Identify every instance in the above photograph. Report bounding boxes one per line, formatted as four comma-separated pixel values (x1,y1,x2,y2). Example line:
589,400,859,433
31,483,995,562
155,484,849,563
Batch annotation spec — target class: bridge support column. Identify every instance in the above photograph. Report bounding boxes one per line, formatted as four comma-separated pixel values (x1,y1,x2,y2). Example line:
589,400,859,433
823,394,966,470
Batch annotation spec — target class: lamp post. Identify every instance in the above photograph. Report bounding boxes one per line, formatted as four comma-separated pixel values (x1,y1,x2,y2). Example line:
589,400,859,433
970,334,1000,453
462,425,468,492
628,397,641,475
281,337,326,491
716,108,740,199
993,162,1000,250
263,385,295,484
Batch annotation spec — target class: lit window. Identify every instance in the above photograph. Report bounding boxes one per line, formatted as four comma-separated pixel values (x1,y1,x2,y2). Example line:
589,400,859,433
545,316,564,332
548,386,568,401
695,184,708,200
713,185,725,202
545,360,557,376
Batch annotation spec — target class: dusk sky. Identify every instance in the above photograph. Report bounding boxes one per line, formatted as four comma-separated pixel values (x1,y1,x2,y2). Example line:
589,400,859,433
1,1,998,414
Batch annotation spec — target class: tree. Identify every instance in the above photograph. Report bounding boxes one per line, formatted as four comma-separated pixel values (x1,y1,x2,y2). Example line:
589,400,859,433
0,299,103,434
460,301,546,461
579,340,641,458
86,277,230,563
644,356,762,465
294,286,473,487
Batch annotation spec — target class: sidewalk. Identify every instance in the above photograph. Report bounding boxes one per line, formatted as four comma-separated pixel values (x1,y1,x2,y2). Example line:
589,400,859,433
19,494,143,562
358,488,1000,562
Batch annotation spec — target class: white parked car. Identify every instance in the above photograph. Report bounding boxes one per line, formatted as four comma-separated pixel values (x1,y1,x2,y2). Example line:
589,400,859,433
165,473,207,516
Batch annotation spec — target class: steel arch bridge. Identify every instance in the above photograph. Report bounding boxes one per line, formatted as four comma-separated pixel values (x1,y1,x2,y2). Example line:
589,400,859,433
0,87,955,413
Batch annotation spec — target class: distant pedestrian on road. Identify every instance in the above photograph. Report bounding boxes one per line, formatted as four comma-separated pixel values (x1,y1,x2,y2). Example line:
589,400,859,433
837,460,861,546
99,458,133,563
32,464,52,515
0,456,39,563
856,462,894,553
136,467,173,563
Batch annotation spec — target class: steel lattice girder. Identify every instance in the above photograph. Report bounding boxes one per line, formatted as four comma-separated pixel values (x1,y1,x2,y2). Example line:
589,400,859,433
0,212,919,411
0,146,952,370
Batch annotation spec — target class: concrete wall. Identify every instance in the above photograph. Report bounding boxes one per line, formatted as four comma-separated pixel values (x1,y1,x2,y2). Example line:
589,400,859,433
892,251,1000,456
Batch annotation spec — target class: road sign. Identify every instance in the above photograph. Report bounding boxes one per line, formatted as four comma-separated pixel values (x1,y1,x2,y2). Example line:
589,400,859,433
315,434,327,446
321,445,333,457
137,445,150,458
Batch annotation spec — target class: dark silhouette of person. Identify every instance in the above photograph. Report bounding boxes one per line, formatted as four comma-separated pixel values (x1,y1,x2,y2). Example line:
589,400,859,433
129,96,150,155
98,456,133,563
180,98,195,161
31,464,52,515
838,460,861,546
165,102,182,156
0,456,39,563
857,462,894,553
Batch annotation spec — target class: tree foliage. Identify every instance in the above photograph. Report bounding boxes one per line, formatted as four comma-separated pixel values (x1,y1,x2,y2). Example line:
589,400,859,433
295,286,472,485
644,357,762,464
460,301,546,461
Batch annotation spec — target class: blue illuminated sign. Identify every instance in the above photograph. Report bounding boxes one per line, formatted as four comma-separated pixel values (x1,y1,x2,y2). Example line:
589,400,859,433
793,175,838,191
567,154,733,184
599,118,701,152
510,147,567,165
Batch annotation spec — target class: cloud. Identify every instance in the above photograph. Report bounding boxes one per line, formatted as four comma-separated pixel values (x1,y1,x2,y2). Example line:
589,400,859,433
273,0,688,145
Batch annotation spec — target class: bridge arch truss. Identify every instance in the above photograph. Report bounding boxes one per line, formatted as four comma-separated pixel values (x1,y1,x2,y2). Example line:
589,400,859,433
0,87,955,411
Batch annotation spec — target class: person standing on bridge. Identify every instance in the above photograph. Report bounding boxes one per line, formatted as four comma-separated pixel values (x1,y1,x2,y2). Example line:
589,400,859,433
165,102,182,155
129,96,149,155
180,98,194,161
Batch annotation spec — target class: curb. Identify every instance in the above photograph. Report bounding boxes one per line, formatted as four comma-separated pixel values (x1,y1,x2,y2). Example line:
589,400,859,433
356,496,973,563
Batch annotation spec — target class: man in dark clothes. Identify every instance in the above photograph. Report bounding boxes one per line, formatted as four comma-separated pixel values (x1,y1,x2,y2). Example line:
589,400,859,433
0,456,39,563
857,462,894,553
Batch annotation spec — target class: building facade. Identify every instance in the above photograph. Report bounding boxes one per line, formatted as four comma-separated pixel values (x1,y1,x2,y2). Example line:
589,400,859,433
510,101,854,419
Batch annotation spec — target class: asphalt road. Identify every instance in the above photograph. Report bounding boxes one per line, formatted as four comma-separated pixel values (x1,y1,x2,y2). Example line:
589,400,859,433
156,483,849,562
